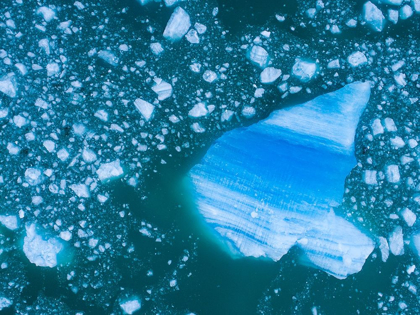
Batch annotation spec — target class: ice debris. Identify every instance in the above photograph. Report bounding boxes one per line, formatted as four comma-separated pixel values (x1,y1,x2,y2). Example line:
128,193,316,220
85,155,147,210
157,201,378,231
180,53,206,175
0,215,18,230
247,45,269,68
189,82,374,279
23,224,63,268
120,297,142,314
96,160,124,182
362,2,385,32
134,98,155,122
163,7,191,42
292,59,317,82
260,67,282,84
0,73,17,98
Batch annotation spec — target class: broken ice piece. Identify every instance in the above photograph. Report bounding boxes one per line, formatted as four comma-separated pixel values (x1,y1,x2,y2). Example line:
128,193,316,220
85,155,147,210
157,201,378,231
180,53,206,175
292,59,317,82
120,297,142,314
0,73,17,98
134,98,155,121
0,215,18,230
152,79,173,101
23,224,63,268
260,67,282,84
188,82,374,279
163,7,191,42
96,160,124,182
247,45,269,68
362,1,385,32
98,50,119,67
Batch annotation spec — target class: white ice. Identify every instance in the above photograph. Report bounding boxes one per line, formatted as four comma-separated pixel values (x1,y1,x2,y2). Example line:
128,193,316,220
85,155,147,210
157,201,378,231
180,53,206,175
0,215,18,230
120,298,142,314
362,2,385,32
247,45,269,68
163,7,191,42
389,226,404,256
98,50,119,67
189,103,208,118
69,184,90,198
134,98,155,121
292,59,317,82
25,168,43,186
0,73,17,98
36,6,56,22
23,224,63,268
96,160,124,182
347,52,368,67
152,79,173,100
260,67,282,84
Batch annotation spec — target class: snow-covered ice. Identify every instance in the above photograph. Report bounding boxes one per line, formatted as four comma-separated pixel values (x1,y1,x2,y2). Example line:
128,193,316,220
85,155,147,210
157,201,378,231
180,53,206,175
163,7,191,41
23,224,63,268
189,82,374,279
69,184,91,198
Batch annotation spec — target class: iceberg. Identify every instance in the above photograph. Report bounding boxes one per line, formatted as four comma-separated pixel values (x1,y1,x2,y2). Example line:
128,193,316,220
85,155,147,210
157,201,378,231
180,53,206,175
23,224,63,268
188,82,374,279
163,7,191,42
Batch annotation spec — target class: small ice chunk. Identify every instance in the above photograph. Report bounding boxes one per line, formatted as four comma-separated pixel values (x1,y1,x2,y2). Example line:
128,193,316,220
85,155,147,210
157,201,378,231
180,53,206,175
0,215,18,230
0,297,12,311
150,43,164,56
203,70,218,83
400,208,416,227
347,52,368,67
388,9,399,24
242,106,256,118
400,4,413,20
260,67,282,84
57,148,69,161
43,140,56,153
389,226,404,256
15,63,27,76
194,22,207,34
82,148,97,163
247,45,269,68
70,184,90,198
25,168,43,186
327,59,340,69
371,118,384,135
120,297,142,314
13,115,28,128
152,80,173,100
221,110,234,122
362,2,385,32
383,117,397,132
390,136,405,148
36,6,56,22
378,0,402,4
46,63,60,76
364,170,377,185
0,74,17,98
378,237,389,262
292,59,317,82
188,103,208,118
23,224,63,267
98,50,119,67
186,29,200,44
413,0,420,13
191,122,205,133
134,99,155,121
385,165,400,183
59,231,72,241
96,160,124,182
163,7,191,41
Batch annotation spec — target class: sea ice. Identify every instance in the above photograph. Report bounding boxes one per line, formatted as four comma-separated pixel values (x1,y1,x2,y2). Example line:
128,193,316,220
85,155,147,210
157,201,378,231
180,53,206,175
36,6,56,22
389,226,404,256
260,67,282,84
362,2,385,32
188,82,374,279
70,184,91,198
98,50,119,67
0,73,17,98
134,98,155,121
163,7,191,41
0,297,12,311
188,103,208,118
0,215,18,230
120,297,142,314
292,59,317,82
152,79,173,100
23,224,63,268
247,45,269,68
96,160,124,182
347,52,368,67
25,168,43,186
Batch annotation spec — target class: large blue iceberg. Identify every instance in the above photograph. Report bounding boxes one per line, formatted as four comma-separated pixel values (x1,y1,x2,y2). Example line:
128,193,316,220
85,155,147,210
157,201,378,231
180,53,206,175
188,82,375,279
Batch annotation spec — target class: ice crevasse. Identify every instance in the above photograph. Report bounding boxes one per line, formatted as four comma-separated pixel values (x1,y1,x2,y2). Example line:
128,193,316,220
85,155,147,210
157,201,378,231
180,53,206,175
188,82,375,279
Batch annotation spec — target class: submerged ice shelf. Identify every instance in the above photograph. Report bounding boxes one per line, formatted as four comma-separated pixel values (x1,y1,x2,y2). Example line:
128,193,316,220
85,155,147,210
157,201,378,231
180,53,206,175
189,82,374,279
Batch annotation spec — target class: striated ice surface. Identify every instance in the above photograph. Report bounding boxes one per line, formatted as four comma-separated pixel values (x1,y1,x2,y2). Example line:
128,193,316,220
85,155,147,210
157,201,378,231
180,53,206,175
189,82,374,279
260,67,282,84
247,45,269,68
23,224,63,268
163,7,191,41
362,1,385,32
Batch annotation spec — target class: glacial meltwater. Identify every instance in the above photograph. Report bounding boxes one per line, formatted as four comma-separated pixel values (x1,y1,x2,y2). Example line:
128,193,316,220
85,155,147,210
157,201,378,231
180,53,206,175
0,0,419,314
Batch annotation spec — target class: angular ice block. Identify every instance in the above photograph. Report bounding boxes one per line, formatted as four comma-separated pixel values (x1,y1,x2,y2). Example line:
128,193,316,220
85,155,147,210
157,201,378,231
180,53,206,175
188,82,374,279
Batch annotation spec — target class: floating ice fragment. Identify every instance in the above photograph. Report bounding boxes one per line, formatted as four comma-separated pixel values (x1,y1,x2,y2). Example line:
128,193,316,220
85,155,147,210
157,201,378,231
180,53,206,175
186,29,200,44
385,165,400,183
347,51,368,67
362,2,385,32
164,0,179,7
189,103,208,118
364,170,377,185
23,224,63,268
134,99,155,121
247,45,269,68
150,43,164,56
292,59,317,82
188,82,373,279
377,0,402,4
400,208,416,227
194,22,207,34
36,6,56,22
0,297,12,311
389,226,404,256
371,118,384,135
327,59,340,69
25,168,43,186
96,160,124,182
120,297,142,314
70,184,90,198
0,73,17,98
152,79,172,100
378,237,389,262
163,7,191,42
202,70,218,83
260,67,282,84
400,5,413,19
388,9,399,24
0,215,18,230
82,148,97,163
98,50,119,66
46,63,60,76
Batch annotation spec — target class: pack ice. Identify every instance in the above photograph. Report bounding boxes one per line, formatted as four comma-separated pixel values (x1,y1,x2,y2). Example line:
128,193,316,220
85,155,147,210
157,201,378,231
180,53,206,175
188,82,375,279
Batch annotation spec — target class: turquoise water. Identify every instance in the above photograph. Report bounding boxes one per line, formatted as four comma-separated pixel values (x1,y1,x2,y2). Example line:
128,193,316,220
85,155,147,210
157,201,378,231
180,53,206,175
0,0,419,313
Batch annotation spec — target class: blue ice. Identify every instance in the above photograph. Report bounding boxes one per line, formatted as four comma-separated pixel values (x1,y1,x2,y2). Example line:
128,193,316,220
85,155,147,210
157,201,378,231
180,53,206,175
188,82,374,279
